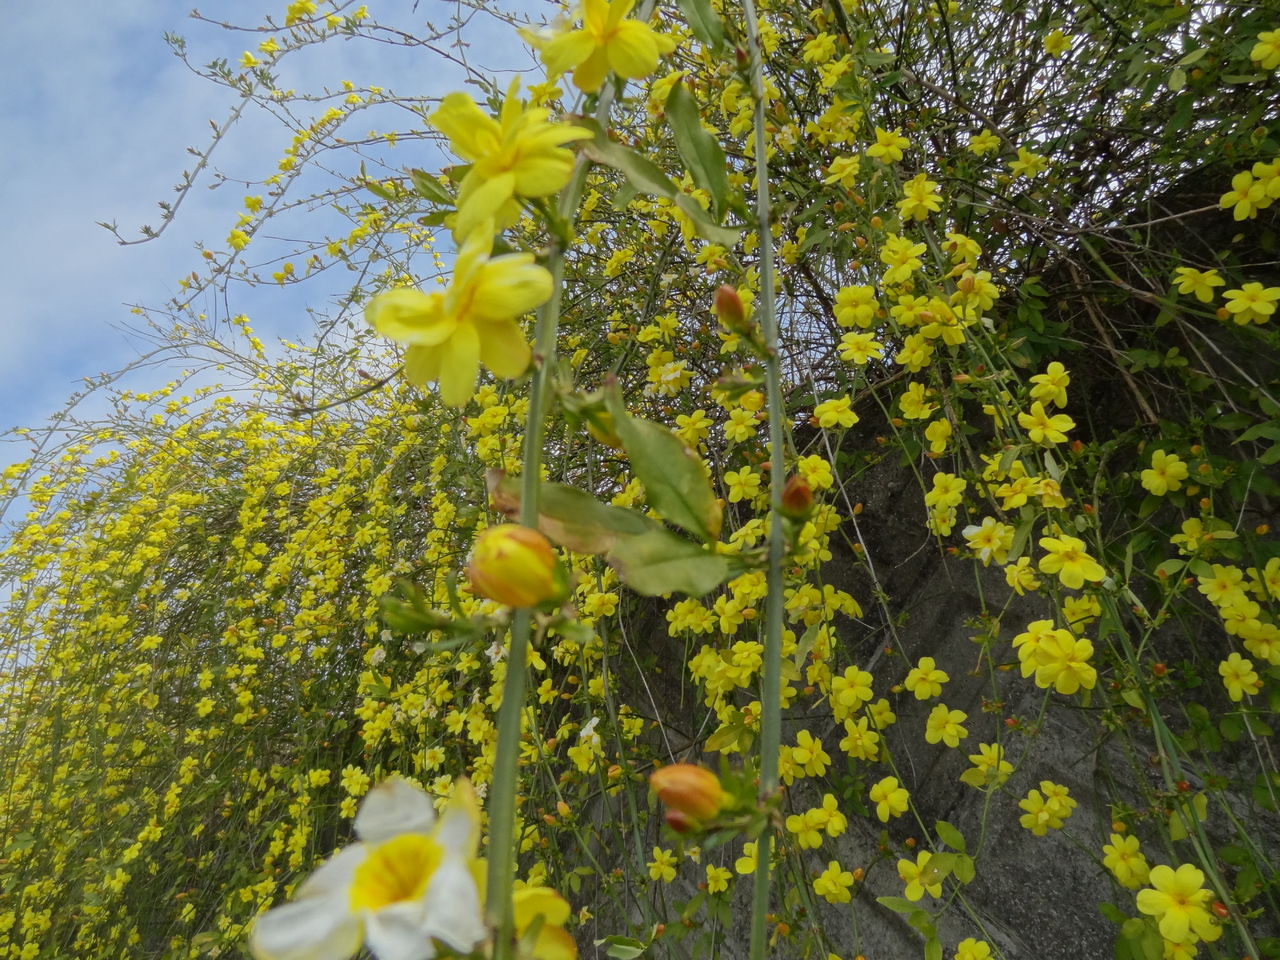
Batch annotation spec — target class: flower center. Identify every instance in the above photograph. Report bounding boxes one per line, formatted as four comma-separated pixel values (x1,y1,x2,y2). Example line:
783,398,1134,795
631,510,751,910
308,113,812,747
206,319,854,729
350,834,443,912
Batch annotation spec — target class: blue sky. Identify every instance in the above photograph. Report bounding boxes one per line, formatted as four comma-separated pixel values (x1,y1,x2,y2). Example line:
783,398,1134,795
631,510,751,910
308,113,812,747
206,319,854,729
0,0,540,439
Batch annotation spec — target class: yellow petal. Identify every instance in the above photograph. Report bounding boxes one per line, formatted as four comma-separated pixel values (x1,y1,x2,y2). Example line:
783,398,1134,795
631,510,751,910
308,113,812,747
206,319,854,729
455,171,516,241
365,288,454,346
541,29,596,77
438,322,481,406
431,93,500,161
571,47,611,93
478,320,532,379
403,344,442,387
513,888,572,930
606,21,661,79
512,155,573,198
604,0,637,29
470,256,552,322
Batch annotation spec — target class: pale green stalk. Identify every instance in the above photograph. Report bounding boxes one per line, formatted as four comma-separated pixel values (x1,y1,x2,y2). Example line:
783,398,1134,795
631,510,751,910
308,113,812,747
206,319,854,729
741,3,787,959
485,76,618,958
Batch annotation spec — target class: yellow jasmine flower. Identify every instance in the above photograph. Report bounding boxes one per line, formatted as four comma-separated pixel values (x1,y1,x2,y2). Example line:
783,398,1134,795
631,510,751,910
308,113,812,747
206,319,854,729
868,776,909,822
1042,28,1072,56
959,742,1012,789
647,846,677,882
897,851,942,901
925,703,968,746
813,860,855,903
431,81,591,240
1017,401,1074,445
924,418,952,454
365,226,551,406
904,656,949,700
1007,146,1048,179
706,864,732,894
1251,29,1280,70
529,0,677,94
968,129,1000,156
962,516,1014,565
1219,652,1261,701
898,172,941,221
1102,833,1150,890
838,330,883,364
1222,282,1280,324
249,778,484,960
867,126,911,163
1136,864,1222,946
1172,266,1225,303
1038,533,1105,590
1141,449,1188,496
813,395,859,429
1028,361,1070,407
1219,172,1269,221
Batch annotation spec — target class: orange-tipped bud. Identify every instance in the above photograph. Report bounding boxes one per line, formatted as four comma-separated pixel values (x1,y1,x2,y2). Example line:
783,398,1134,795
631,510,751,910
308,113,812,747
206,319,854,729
649,763,727,825
779,474,814,521
466,524,566,608
714,285,750,334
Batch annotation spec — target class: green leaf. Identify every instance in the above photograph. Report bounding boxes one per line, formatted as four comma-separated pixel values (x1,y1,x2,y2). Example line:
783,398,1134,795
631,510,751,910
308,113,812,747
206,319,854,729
953,853,975,885
666,81,730,221
408,168,453,205
1167,68,1186,91
581,124,739,246
934,820,966,852
594,936,648,959
604,384,722,541
704,720,748,753
606,528,731,597
486,470,659,554
673,0,723,47
924,937,943,960
874,896,920,914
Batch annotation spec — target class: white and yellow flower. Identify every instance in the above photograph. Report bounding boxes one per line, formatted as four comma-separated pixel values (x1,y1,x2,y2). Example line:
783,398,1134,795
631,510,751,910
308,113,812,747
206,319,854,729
250,777,485,960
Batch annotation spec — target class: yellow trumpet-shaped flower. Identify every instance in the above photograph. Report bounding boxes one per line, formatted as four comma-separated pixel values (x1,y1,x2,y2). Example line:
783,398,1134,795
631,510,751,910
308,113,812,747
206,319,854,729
528,0,677,94
365,227,551,406
431,81,591,240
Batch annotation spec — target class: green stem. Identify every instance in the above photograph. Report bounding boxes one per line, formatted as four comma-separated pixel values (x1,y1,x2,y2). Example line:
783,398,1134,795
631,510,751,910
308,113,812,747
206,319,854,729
741,4,786,959
485,80,611,955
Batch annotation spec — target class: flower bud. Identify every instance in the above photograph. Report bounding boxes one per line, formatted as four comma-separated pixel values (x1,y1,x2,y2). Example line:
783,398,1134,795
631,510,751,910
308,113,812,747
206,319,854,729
779,475,814,521
714,285,751,335
466,524,566,608
649,763,727,825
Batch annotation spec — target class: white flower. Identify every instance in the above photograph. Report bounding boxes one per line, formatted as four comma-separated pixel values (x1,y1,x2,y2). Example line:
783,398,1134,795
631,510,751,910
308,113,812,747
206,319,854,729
250,777,486,960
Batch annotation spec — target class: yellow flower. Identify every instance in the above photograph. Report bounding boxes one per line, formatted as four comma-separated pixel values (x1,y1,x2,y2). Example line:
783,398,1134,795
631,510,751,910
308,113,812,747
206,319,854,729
1102,833,1150,890
904,656,949,700
648,846,677,882
1028,361,1070,408
814,860,855,903
1141,449,1188,496
867,126,910,163
466,524,566,608
897,851,942,901
1222,282,1280,324
1172,267,1225,303
512,887,579,960
897,172,941,221
925,703,968,746
1008,145,1048,179
706,864,732,894
1017,401,1074,445
1219,652,1261,701
1251,29,1280,70
365,228,551,406
529,0,677,94
1038,533,1105,590
250,778,484,960
431,81,591,240
1136,864,1222,946
868,776,909,822
1219,172,1269,221
1042,28,1072,56
968,129,1000,156
924,418,952,454
959,742,1012,789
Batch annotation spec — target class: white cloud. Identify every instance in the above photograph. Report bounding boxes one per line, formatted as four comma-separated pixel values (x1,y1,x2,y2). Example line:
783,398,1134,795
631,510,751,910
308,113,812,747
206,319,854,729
0,0,540,433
